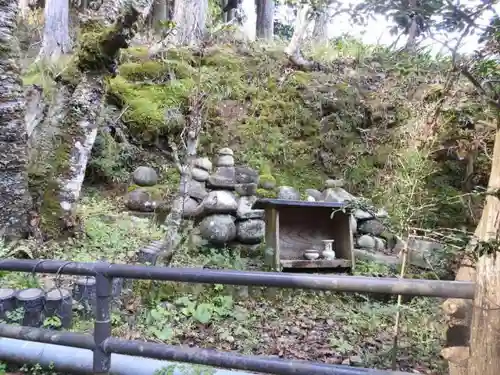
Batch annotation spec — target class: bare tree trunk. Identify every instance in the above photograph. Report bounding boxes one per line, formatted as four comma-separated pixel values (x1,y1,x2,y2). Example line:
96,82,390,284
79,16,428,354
241,0,256,41
151,0,168,31
256,0,273,40
285,3,310,59
171,0,208,45
405,0,418,51
37,0,72,63
0,0,33,239
312,6,329,46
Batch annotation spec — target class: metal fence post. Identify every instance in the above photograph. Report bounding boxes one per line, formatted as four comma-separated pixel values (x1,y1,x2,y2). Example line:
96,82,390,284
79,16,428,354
93,263,112,375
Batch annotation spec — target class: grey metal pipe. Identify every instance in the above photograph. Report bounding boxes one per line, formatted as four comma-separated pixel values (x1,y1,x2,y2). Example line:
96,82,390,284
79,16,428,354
0,259,475,299
105,338,410,375
0,337,255,375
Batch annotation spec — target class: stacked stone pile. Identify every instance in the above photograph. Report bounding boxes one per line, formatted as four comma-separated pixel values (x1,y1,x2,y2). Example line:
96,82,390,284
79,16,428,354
125,148,266,247
198,148,265,246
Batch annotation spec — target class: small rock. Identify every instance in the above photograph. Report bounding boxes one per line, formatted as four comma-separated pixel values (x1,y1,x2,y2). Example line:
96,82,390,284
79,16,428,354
199,214,237,245
353,208,375,220
322,187,355,203
277,186,300,200
305,188,322,201
235,183,257,196
353,208,389,220
341,358,350,366
350,215,357,234
132,166,158,187
349,355,362,366
191,167,210,182
306,196,316,202
406,237,444,269
237,219,265,244
218,147,234,156
237,196,264,219
235,166,259,184
325,179,344,188
207,167,236,189
180,196,203,218
202,191,238,214
126,189,157,212
180,179,208,201
357,235,376,250
193,157,212,172
216,154,235,167
358,219,386,236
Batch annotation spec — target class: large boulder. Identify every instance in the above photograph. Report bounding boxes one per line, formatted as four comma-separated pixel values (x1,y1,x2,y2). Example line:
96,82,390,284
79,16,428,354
235,166,259,184
235,183,258,196
132,166,158,187
202,191,238,214
191,167,210,182
180,179,208,201
126,189,158,212
199,215,237,245
180,197,203,218
207,167,236,190
358,219,386,236
215,148,235,167
193,157,212,172
237,219,265,244
237,196,264,220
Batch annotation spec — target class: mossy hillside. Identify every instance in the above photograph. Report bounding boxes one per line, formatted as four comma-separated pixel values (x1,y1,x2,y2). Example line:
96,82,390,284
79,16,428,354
105,41,492,230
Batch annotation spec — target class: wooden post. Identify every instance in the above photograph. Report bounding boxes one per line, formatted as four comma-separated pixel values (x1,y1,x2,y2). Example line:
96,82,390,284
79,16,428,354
467,253,500,375
273,209,280,271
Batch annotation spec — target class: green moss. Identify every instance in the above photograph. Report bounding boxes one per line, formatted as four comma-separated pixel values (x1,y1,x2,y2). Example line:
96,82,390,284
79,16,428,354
127,184,172,200
119,60,196,81
75,21,116,72
256,188,277,198
107,75,194,135
120,46,150,63
258,174,275,185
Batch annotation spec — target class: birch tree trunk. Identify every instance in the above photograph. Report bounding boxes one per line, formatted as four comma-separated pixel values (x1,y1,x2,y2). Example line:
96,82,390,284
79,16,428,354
285,3,311,58
151,0,168,31
256,0,273,40
312,7,329,46
27,0,153,238
241,0,256,41
0,0,33,239
37,0,72,63
171,0,208,45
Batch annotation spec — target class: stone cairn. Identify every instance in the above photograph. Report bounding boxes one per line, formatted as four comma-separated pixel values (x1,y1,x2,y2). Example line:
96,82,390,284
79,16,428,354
126,147,265,248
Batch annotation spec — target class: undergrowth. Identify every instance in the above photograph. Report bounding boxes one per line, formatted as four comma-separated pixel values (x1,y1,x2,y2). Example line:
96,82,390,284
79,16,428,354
0,196,447,373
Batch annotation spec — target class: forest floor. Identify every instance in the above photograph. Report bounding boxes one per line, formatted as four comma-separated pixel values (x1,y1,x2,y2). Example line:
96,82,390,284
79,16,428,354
0,188,446,375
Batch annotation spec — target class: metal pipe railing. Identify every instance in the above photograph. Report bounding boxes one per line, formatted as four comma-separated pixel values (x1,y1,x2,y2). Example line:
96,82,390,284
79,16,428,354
0,258,470,375
0,259,475,299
